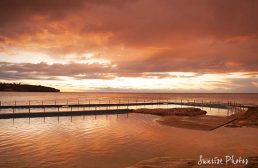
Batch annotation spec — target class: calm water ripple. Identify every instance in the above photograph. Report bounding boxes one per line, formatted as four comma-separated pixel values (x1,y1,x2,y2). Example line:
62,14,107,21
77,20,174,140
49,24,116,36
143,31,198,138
0,93,258,167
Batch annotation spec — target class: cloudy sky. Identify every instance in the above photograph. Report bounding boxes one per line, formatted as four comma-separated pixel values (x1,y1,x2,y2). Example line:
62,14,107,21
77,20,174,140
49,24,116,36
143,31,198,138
0,0,258,92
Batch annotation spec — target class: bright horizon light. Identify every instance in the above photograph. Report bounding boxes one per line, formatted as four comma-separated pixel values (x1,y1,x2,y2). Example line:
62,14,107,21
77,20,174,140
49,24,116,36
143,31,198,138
0,0,257,92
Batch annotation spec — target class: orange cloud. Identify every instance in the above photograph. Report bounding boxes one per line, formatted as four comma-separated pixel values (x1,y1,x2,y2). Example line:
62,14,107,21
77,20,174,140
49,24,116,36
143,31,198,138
0,0,257,92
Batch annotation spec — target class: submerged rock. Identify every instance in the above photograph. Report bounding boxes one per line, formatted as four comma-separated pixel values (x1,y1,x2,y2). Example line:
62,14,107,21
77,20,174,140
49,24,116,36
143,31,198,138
133,108,207,116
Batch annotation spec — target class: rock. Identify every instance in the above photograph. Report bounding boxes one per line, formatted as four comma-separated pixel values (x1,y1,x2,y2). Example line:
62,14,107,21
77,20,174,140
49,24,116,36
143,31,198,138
133,108,207,116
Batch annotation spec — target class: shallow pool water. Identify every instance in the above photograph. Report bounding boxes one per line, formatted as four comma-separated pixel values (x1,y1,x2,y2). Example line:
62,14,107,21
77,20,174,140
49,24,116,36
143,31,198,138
0,113,257,168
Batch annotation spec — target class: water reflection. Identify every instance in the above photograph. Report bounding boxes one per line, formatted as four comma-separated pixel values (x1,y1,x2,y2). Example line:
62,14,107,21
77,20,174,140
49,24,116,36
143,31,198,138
0,103,236,117
0,113,258,168
1,92,258,106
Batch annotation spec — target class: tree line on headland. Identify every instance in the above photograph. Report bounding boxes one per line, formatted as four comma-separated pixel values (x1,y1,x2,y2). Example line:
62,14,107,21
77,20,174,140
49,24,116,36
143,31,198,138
0,82,60,92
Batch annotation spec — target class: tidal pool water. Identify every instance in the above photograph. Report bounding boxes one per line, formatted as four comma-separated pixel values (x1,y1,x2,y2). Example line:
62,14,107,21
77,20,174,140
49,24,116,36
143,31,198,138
0,113,258,168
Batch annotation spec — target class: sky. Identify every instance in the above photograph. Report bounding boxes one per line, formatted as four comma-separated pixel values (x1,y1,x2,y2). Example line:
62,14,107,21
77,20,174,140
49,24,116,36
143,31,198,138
0,0,258,92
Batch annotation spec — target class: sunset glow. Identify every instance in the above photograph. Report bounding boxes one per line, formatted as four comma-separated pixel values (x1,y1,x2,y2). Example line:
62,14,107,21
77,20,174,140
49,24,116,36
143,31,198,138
0,0,257,92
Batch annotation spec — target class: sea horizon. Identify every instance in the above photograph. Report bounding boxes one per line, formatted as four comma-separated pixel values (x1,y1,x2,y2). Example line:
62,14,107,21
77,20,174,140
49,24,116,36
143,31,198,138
1,0,257,167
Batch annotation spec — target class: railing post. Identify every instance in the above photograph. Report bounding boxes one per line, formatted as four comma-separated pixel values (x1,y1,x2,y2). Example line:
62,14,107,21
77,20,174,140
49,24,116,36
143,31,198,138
42,100,44,112
29,101,30,113
55,100,57,112
78,99,80,111
13,101,16,113
95,99,97,111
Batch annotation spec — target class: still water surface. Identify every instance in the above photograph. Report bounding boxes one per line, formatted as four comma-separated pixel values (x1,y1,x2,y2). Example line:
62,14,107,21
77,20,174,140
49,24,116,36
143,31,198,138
0,93,257,167
1,92,258,105
0,114,258,168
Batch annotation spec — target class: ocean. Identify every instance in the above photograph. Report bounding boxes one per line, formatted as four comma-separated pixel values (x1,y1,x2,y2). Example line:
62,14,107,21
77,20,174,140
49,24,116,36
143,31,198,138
0,92,257,168
0,92,257,105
